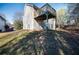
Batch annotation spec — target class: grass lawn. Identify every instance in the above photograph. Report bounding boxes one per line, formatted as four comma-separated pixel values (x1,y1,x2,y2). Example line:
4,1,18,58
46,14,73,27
0,30,29,47
0,30,79,55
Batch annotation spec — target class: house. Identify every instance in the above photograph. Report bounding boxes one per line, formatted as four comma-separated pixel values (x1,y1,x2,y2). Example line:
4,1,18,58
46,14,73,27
23,3,56,31
0,16,6,32
68,3,79,25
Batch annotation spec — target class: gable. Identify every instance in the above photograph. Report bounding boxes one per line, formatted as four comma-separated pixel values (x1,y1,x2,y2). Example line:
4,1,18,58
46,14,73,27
34,3,56,20
41,3,56,16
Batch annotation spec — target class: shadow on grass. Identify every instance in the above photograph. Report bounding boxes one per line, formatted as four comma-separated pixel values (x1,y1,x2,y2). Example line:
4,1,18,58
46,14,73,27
0,30,79,55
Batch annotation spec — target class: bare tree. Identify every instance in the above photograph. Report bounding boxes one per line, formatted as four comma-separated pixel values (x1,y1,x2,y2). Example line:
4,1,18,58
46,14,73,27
57,8,69,28
13,12,23,30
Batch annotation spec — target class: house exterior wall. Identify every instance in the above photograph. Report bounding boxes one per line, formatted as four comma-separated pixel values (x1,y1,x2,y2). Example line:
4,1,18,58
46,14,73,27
23,4,43,31
23,4,34,30
43,18,56,30
48,18,55,30
0,18,6,31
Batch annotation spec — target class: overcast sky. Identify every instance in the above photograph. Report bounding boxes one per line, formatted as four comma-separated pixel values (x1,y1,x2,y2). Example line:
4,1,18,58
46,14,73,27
0,3,67,24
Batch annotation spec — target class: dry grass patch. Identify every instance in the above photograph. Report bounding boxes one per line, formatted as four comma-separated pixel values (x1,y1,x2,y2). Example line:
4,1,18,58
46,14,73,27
0,30,29,47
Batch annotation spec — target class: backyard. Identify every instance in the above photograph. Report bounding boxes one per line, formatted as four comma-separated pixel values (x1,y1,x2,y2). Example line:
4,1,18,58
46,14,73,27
0,29,79,55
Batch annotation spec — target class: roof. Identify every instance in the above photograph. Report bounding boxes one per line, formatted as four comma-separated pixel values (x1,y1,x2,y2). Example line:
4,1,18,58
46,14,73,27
34,3,56,20
41,3,56,12
26,3,39,10
41,3,56,16
0,16,6,21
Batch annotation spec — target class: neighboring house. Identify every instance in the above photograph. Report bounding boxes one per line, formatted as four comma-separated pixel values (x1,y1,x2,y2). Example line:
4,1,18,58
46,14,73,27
23,3,56,31
68,3,79,25
0,16,6,32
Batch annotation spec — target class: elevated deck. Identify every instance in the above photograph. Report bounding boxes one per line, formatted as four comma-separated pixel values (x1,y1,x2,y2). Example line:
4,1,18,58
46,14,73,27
34,11,56,21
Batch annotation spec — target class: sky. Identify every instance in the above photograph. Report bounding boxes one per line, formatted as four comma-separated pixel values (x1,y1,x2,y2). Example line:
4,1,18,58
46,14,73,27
0,3,67,24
